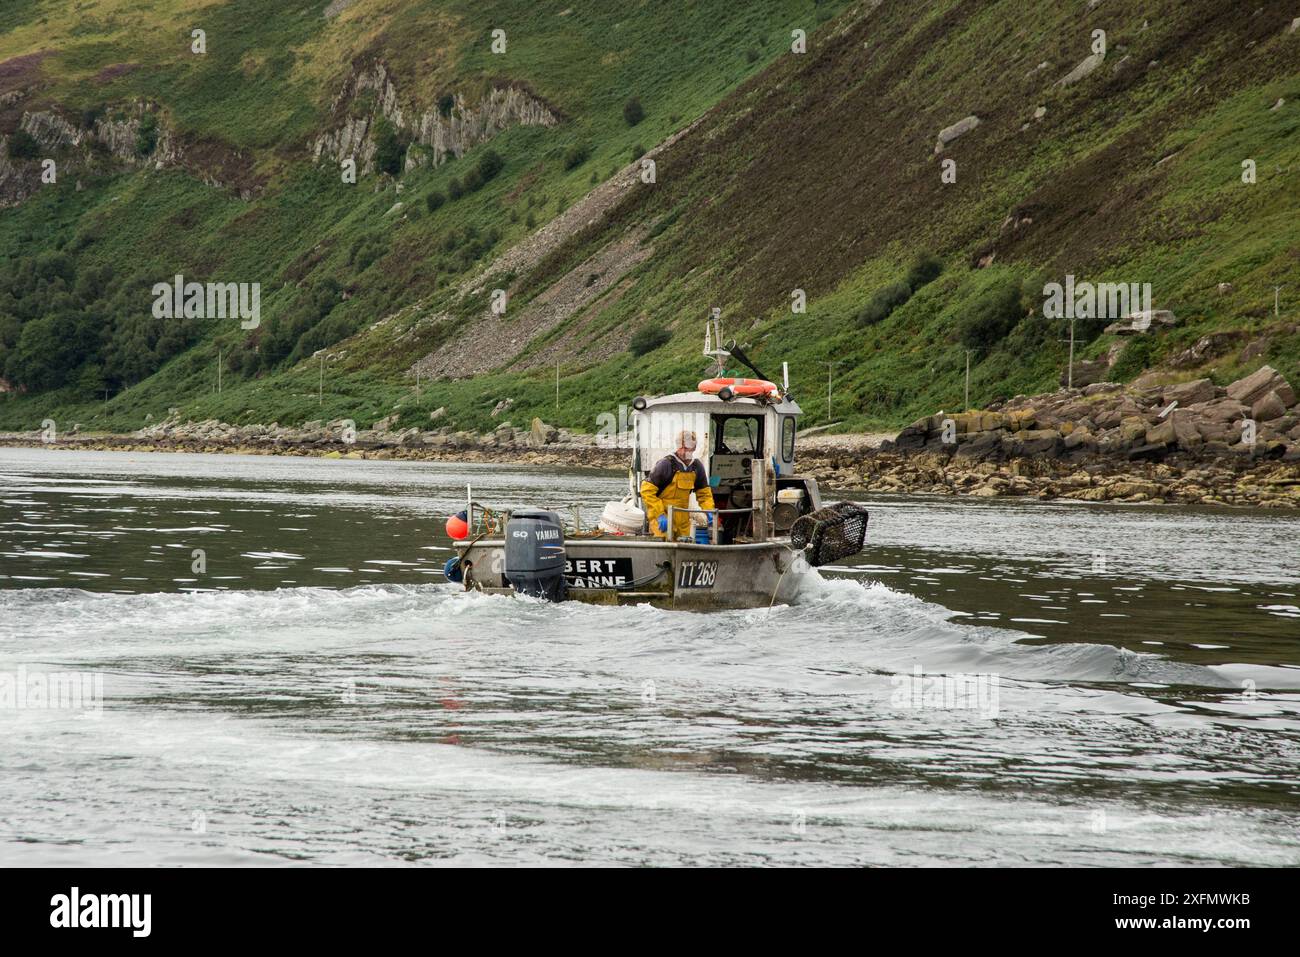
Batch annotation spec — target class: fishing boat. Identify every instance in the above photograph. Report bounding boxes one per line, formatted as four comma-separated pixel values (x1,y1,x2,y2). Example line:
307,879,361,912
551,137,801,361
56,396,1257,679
445,319,869,610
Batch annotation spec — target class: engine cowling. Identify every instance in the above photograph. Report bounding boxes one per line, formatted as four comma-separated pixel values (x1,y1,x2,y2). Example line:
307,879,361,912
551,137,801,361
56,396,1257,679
504,509,566,601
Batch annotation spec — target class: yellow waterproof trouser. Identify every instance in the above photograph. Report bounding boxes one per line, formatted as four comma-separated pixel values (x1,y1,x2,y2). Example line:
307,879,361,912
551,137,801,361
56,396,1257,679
642,471,715,539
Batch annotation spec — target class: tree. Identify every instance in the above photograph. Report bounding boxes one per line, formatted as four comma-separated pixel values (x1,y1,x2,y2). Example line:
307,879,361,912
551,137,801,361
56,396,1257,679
425,190,446,212
959,278,1024,354
5,313,81,390
77,363,106,399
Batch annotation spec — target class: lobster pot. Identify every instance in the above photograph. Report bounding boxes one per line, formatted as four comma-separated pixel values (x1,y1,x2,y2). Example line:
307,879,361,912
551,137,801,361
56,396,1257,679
504,509,566,600
790,502,870,567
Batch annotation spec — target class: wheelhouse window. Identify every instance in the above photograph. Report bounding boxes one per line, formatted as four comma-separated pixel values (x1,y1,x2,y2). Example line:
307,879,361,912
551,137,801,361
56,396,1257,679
782,416,795,461
714,415,762,455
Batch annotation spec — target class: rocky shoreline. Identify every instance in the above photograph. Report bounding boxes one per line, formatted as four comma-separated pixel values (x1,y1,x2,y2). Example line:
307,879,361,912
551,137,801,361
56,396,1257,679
4,364,1300,508
0,416,632,470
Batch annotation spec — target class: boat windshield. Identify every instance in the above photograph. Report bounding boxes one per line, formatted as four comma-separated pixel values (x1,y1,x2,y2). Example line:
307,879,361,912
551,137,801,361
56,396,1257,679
714,415,762,455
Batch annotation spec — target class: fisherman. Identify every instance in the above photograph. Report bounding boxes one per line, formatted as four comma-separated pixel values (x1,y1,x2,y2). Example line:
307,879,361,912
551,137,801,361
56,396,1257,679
641,429,716,539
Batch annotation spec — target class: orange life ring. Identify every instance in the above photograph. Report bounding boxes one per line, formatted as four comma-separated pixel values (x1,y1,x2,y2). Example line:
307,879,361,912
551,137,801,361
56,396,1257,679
698,377,779,397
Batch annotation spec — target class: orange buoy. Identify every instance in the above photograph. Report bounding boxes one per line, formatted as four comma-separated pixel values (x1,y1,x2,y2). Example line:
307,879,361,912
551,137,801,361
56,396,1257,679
445,510,469,540
698,377,779,397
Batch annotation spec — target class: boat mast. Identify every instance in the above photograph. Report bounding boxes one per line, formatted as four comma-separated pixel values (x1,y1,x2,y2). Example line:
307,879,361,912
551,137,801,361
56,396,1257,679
704,312,729,375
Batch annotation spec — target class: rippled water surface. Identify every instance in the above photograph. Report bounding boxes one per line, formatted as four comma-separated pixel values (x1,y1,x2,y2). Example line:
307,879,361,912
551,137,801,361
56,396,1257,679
2,448,1298,866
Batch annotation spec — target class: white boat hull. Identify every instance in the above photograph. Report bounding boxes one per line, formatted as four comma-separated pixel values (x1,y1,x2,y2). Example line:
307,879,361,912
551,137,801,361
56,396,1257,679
454,536,809,610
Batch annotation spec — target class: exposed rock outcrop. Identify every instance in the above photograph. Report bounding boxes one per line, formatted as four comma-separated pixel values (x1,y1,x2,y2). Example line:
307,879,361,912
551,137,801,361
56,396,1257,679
934,115,979,153
3,100,258,205
1103,309,1178,335
311,61,558,175
1058,51,1105,86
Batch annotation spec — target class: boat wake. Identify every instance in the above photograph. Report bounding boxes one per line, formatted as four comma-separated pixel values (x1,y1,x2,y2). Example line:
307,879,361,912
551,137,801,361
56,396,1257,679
6,575,1298,695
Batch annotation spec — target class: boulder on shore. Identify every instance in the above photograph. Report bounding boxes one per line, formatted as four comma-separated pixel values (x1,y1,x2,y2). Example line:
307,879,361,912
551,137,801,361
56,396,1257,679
1162,378,1217,407
1225,365,1295,408
530,416,560,446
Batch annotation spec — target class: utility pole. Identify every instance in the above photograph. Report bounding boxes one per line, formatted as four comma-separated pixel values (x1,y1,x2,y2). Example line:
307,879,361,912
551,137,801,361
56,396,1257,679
1275,285,1283,317
822,360,843,423
1057,318,1078,390
318,354,324,406
555,359,560,410
1067,316,1076,390
964,350,971,409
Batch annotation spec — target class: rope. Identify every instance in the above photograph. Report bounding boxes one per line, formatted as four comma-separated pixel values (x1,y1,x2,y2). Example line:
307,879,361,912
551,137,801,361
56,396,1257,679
612,562,671,591
768,546,803,610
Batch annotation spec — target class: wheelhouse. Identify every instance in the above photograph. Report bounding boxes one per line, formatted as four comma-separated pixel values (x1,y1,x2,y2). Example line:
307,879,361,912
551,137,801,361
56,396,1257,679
629,391,820,541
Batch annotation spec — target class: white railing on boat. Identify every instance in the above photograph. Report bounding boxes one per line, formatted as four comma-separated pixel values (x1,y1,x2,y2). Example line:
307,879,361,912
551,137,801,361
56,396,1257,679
665,506,761,545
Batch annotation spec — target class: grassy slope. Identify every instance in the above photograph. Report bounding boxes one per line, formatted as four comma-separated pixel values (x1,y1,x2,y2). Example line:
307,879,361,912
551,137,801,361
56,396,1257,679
1,0,846,430
2,0,1297,436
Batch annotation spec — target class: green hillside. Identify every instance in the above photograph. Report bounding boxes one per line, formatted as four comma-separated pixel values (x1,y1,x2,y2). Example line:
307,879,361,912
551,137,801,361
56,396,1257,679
2,0,1298,437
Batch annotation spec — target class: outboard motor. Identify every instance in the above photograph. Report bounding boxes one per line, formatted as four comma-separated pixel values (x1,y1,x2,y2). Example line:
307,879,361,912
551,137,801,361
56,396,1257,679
504,509,566,601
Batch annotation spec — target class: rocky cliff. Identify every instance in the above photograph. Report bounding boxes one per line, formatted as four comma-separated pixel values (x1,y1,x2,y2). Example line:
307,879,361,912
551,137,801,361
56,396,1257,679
311,61,558,175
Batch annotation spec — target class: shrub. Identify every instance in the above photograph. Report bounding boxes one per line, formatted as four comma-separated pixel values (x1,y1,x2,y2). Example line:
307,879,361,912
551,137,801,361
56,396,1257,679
135,114,158,157
447,177,464,200
477,149,504,182
1109,336,1156,382
525,211,536,228
425,190,446,212
857,280,912,326
437,93,455,117
905,253,943,291
373,120,407,176
958,278,1024,354
746,47,761,63
629,323,672,356
623,97,644,126
463,167,484,192
6,130,40,160
629,143,645,163
348,233,386,271
563,142,590,170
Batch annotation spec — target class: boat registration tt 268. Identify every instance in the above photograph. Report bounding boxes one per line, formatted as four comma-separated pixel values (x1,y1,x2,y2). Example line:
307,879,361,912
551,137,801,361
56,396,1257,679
677,560,718,588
